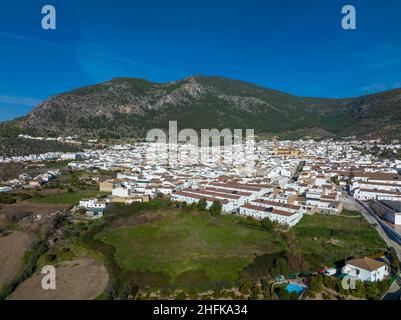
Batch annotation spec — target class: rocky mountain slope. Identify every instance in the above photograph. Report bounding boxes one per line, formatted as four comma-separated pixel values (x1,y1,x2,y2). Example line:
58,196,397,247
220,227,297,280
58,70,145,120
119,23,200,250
14,75,401,139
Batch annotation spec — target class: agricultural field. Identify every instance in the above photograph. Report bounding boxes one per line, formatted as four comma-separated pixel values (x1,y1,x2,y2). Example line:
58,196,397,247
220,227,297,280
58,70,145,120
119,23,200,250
0,231,35,291
1,197,388,299
89,202,387,294
96,210,283,290
27,188,105,205
10,257,108,300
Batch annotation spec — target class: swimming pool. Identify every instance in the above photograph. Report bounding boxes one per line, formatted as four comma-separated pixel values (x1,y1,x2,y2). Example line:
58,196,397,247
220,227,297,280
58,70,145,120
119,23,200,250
285,283,306,295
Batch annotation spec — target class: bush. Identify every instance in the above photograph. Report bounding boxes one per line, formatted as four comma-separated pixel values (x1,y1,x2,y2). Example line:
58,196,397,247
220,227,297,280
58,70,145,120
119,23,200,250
213,290,222,299
210,201,222,216
261,278,272,299
175,291,187,300
251,284,262,299
389,247,400,272
322,292,331,300
197,198,207,211
261,218,274,232
77,208,87,215
188,292,199,300
0,193,17,204
239,282,251,295
309,275,323,291
241,252,290,281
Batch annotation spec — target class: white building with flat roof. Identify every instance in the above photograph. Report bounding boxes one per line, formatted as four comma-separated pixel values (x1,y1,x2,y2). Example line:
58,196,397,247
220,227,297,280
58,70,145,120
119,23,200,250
239,203,303,227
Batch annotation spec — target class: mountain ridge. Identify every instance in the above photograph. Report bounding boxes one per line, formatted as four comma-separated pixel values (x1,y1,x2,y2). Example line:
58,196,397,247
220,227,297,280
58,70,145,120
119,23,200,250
9,75,401,139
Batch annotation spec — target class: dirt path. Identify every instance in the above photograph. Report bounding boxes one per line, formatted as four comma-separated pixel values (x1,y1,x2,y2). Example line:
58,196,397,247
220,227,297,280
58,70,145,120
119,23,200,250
10,257,109,300
0,231,35,290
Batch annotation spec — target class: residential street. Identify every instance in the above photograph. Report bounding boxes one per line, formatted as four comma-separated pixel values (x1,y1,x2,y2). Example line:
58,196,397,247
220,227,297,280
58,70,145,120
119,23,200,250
383,275,401,300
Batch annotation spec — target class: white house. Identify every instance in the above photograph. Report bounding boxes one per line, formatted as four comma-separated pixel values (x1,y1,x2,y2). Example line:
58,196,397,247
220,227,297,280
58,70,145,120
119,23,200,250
353,188,401,201
112,186,131,198
341,257,389,282
171,190,234,212
239,203,303,227
79,198,107,210
157,186,175,195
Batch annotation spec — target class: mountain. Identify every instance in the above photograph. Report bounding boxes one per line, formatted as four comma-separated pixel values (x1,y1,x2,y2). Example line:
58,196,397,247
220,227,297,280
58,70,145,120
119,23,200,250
12,75,401,139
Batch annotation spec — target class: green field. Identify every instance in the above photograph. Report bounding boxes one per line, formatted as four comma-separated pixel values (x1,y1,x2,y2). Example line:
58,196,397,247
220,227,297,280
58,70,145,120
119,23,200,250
87,202,388,292
293,213,387,269
96,211,283,288
28,189,104,204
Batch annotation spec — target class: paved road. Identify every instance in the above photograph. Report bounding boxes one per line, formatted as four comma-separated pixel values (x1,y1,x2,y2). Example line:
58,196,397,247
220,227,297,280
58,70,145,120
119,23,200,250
342,196,401,300
383,275,401,300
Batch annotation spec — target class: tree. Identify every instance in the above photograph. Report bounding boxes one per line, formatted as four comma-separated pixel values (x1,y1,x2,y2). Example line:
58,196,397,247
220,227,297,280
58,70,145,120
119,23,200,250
197,198,208,211
112,279,138,300
77,207,87,215
364,282,381,300
210,201,222,216
261,278,272,299
309,275,323,291
389,247,400,273
353,281,366,298
261,217,274,232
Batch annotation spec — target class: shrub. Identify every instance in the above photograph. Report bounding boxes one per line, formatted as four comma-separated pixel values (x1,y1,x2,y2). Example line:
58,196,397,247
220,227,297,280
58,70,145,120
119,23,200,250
175,291,187,300
188,292,199,300
239,282,251,295
309,275,323,291
210,201,222,216
389,247,400,272
197,198,207,211
261,218,274,232
322,292,331,300
307,290,316,299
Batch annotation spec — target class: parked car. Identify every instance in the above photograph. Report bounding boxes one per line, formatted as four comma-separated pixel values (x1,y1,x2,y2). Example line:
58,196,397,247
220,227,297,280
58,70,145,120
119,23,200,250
324,268,337,276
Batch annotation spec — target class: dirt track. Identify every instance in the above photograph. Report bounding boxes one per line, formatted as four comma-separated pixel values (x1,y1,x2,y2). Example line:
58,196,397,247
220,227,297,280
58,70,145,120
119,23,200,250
10,257,109,300
0,231,35,290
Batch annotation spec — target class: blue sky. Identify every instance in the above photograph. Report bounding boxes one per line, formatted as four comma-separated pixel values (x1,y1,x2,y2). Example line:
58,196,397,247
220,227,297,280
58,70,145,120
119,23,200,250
0,0,401,121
